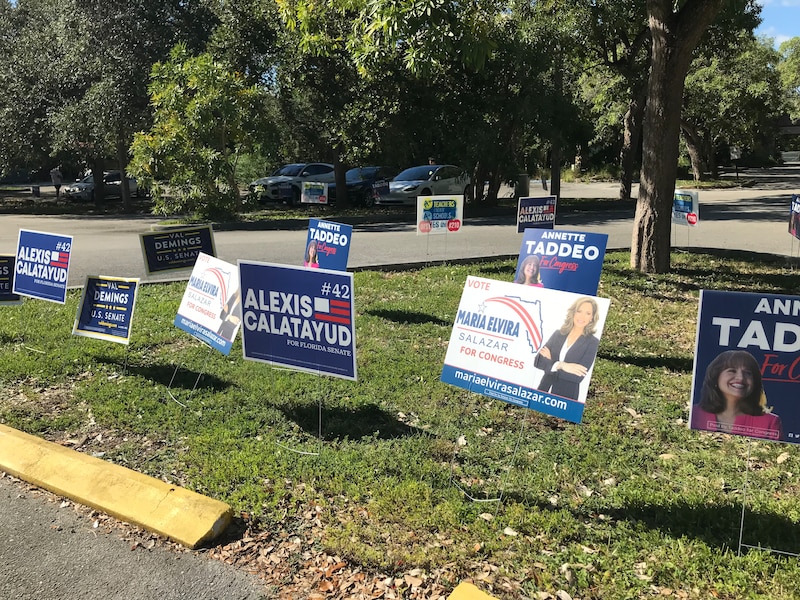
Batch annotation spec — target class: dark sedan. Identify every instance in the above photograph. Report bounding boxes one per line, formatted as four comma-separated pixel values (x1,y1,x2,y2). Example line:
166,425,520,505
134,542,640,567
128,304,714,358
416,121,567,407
328,166,399,206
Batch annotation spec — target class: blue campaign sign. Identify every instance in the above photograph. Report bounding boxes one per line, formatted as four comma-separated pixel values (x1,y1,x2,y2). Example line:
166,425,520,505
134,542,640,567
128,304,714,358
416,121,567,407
13,229,73,304
441,277,610,424
0,255,22,305
789,194,800,240
239,261,357,380
139,225,215,274
73,276,139,344
690,290,800,444
304,219,352,271
515,229,608,295
517,196,557,232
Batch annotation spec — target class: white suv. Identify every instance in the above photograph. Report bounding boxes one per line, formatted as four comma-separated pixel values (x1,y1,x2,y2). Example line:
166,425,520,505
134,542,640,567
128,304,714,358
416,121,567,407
249,163,335,206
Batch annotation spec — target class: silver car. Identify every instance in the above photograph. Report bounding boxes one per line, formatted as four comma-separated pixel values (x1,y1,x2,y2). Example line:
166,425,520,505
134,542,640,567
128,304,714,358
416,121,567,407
378,164,471,206
249,162,336,206
63,171,140,202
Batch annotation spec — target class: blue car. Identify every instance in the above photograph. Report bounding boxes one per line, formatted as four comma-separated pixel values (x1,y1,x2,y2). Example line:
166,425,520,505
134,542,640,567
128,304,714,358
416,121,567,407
328,166,399,207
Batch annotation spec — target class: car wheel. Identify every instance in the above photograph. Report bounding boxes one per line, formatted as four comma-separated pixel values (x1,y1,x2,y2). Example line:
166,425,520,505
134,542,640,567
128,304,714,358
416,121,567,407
289,187,300,207
421,188,432,196
364,192,376,208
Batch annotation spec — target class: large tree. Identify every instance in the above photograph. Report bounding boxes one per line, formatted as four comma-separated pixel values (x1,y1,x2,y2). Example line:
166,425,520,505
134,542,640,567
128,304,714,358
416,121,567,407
0,0,215,205
129,45,264,220
779,37,800,123
682,34,785,179
630,0,727,273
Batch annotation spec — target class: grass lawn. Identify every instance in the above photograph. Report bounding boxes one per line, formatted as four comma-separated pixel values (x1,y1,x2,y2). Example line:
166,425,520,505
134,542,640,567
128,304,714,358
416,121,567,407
2,251,800,599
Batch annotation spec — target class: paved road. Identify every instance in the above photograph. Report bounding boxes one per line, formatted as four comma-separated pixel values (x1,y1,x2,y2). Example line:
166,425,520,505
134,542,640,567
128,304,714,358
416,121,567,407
0,475,266,600
0,165,798,599
2,167,799,289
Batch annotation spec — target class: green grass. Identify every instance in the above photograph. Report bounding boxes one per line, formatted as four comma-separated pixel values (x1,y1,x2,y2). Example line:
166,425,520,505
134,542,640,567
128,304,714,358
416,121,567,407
3,251,800,599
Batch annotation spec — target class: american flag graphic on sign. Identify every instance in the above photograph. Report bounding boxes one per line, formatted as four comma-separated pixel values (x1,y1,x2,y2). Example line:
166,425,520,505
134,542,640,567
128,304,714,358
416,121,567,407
314,297,351,325
50,251,70,269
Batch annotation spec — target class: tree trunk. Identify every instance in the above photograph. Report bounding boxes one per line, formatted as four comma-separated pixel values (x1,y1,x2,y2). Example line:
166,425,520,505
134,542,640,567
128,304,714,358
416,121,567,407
619,86,646,201
680,121,705,181
631,0,724,273
116,133,131,212
473,162,488,203
92,157,105,208
333,150,348,209
486,168,501,204
705,134,719,179
550,52,563,201
550,141,562,200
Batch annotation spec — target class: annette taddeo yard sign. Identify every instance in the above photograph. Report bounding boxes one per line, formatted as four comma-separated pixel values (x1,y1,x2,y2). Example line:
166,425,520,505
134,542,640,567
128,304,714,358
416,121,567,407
689,290,800,444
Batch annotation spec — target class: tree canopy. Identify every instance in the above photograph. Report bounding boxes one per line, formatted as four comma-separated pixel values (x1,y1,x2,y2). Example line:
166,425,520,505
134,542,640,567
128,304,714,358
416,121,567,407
1,0,790,272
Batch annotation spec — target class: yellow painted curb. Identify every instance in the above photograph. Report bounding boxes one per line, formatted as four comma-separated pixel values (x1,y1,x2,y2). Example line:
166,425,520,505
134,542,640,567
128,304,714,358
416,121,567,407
0,424,232,549
448,582,499,600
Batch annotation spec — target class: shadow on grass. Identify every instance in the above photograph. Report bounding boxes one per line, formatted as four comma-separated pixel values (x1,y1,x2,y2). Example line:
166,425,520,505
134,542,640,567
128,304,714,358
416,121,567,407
97,356,232,392
475,263,516,278
490,490,800,554
280,402,422,441
606,500,800,554
597,350,693,373
367,308,450,326
603,247,800,297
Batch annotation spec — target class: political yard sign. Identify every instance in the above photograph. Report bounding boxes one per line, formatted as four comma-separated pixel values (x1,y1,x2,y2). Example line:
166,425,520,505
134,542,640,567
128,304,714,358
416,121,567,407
73,276,139,344
514,229,608,295
0,255,21,305
239,261,356,380
517,196,557,232
13,229,72,304
672,189,699,226
302,182,329,204
690,290,800,444
790,194,800,241
140,225,215,275
305,219,353,271
441,277,609,424
417,195,463,235
174,253,241,355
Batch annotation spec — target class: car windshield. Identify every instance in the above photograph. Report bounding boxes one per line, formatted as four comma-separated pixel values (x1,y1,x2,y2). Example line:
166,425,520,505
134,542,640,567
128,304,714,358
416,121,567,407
394,166,435,181
271,164,305,177
345,167,379,181
79,175,93,184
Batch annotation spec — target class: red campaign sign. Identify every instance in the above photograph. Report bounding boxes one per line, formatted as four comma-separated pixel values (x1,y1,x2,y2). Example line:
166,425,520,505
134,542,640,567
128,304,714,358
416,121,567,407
447,219,461,232
687,213,698,225
419,221,432,233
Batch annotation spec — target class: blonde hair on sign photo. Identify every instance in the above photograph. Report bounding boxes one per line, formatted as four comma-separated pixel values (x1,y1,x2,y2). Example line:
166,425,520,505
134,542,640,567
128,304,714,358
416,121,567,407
559,297,599,336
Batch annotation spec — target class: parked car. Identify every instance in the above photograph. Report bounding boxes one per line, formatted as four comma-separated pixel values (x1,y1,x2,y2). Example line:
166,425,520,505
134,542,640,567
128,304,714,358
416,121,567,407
248,162,335,206
327,166,399,206
63,171,141,202
378,164,471,206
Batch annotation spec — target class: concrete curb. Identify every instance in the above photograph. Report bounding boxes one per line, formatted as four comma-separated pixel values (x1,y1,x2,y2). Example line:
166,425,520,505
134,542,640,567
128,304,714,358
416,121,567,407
448,582,499,599
0,424,232,549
